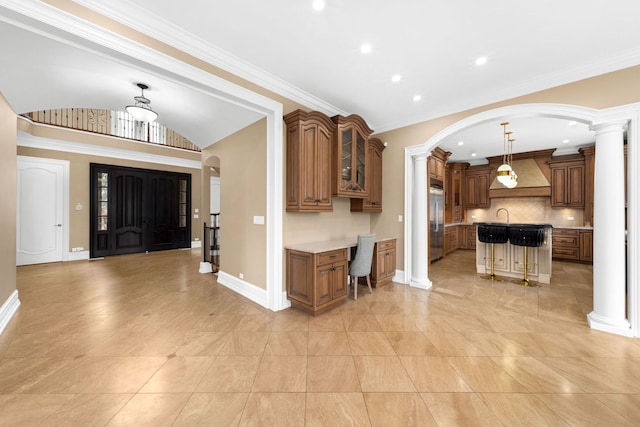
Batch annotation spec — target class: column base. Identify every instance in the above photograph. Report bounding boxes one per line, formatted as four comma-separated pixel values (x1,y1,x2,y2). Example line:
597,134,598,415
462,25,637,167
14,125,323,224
587,311,633,337
410,278,432,290
199,261,213,274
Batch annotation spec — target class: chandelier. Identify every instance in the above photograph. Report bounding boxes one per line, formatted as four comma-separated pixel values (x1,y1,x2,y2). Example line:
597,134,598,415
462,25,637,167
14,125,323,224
125,83,158,122
496,122,517,188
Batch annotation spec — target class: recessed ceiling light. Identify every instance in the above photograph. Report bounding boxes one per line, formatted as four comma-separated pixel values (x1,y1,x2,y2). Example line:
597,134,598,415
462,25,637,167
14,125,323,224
562,139,570,144
458,141,464,146
312,0,325,11
360,43,372,55
475,56,488,66
413,95,422,102
567,121,577,127
471,152,477,157
391,74,402,83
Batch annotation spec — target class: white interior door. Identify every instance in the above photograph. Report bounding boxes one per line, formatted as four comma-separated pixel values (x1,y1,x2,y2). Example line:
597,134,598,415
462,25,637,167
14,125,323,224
17,156,69,266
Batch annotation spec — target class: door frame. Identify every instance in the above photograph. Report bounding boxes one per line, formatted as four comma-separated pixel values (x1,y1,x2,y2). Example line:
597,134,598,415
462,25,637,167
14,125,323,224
16,155,69,265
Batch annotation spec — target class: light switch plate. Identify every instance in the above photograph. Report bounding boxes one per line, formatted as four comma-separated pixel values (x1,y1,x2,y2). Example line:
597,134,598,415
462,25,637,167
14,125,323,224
253,215,265,225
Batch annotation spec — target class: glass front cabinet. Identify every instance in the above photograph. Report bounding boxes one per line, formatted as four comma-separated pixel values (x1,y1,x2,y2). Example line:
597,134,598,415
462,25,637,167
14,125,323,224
331,114,373,198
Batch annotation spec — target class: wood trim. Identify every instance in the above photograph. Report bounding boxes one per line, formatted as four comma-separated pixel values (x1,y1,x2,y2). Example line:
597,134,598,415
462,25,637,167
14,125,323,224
489,186,551,198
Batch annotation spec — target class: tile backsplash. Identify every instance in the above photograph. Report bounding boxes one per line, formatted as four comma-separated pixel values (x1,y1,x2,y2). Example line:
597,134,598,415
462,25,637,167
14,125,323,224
466,197,585,227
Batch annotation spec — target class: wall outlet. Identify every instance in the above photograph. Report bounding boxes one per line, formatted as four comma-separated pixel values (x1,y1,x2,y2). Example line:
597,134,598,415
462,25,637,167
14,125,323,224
239,273,244,279
398,215,403,222
194,214,199,219
568,216,574,221
71,247,84,252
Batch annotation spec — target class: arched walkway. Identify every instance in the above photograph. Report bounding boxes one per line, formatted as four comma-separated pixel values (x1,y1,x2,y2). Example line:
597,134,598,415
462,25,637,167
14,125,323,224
404,103,639,337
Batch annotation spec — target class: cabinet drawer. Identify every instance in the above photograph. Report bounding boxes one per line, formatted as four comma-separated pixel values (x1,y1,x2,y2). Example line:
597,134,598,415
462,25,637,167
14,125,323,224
552,247,579,259
317,249,347,266
552,235,579,246
377,239,395,251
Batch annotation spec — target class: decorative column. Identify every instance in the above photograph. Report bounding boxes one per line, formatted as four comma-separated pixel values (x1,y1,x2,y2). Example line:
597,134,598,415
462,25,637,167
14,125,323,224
588,121,631,336
411,153,431,289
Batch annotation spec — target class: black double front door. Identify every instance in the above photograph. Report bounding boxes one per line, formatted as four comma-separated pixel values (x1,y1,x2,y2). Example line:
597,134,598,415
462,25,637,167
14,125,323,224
90,164,191,258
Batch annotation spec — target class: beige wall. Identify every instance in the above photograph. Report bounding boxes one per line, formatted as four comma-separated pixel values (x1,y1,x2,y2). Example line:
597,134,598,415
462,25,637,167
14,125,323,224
202,119,267,289
0,93,17,304
17,122,202,253
374,66,640,269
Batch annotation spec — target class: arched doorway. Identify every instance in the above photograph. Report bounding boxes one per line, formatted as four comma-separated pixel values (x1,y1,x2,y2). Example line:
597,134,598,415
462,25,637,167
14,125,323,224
404,103,639,337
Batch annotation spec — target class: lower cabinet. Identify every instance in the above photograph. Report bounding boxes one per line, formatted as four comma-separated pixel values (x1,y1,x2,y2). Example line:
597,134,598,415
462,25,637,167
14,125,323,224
371,239,396,287
286,248,348,315
463,225,477,250
444,225,459,254
552,228,593,263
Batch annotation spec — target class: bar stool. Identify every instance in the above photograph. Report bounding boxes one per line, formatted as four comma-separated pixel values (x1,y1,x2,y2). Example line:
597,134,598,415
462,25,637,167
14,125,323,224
477,224,509,281
508,225,545,287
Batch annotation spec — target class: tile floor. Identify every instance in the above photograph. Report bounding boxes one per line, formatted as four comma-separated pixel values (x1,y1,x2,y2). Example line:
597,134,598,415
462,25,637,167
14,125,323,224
1,249,640,426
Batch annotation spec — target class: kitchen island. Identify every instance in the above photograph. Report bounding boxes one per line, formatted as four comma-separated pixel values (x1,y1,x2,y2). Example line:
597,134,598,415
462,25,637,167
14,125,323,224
473,223,553,285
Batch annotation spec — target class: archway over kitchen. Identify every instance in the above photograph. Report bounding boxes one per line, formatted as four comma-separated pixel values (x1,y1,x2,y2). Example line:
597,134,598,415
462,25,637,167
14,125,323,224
403,102,639,338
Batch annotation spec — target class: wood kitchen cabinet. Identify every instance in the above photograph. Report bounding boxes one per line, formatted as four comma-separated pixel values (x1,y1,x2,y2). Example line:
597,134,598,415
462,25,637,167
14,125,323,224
458,225,477,250
331,114,373,198
286,248,348,315
464,166,491,209
444,225,460,254
371,238,396,287
552,228,593,263
428,147,450,181
284,110,335,212
351,137,385,212
549,157,585,207
446,163,467,223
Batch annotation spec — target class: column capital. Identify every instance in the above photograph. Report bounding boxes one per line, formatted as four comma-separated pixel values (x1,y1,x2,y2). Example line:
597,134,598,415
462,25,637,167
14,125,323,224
591,120,628,136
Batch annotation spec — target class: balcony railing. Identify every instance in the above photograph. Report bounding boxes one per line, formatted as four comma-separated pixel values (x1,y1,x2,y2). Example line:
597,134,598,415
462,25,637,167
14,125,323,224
23,108,201,152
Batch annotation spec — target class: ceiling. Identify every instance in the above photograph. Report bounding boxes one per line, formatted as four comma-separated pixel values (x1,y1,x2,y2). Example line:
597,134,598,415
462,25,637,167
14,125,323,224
1,0,639,159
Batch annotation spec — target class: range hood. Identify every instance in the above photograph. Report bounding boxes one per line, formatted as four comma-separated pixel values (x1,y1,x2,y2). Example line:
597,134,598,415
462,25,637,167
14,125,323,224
487,149,554,198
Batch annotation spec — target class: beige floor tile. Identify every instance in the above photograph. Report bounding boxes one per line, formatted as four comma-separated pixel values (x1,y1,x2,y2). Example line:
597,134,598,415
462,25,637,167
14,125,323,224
534,393,637,427
375,314,423,331
347,332,396,355
306,393,370,427
421,392,503,427
196,356,260,392
592,394,640,425
353,356,416,392
445,356,528,392
306,356,361,392
385,331,441,355
343,314,382,331
172,393,248,426
0,357,72,393
424,332,485,356
239,392,305,427
400,356,473,392
535,356,640,393
367,301,404,315
0,394,76,426
175,331,231,356
251,355,307,392
139,356,214,392
105,393,191,427
218,331,269,355
264,331,308,355
82,356,167,393
40,394,133,427
308,314,345,331
308,331,351,356
479,393,570,426
364,392,437,427
490,356,582,393
234,314,274,332
270,310,310,331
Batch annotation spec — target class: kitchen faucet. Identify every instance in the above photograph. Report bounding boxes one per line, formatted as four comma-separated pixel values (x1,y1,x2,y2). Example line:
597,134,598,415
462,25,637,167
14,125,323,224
496,208,510,224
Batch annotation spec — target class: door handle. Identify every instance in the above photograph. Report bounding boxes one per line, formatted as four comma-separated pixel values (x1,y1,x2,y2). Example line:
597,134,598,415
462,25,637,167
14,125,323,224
55,224,62,227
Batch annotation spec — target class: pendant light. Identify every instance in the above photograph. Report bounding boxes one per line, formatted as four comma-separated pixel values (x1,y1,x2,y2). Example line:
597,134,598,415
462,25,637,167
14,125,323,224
125,83,158,122
496,122,518,188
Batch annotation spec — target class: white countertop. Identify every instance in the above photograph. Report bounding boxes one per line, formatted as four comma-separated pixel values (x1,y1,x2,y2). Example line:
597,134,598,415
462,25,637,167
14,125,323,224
286,236,395,254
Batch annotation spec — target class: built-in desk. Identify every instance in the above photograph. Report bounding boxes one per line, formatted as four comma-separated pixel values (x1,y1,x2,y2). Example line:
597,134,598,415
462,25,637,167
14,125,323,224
286,237,396,315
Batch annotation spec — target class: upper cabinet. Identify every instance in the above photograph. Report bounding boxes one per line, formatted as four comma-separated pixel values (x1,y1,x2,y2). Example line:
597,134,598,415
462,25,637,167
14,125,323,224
548,156,585,207
284,110,335,212
351,137,385,212
464,166,491,209
331,114,373,198
428,147,450,182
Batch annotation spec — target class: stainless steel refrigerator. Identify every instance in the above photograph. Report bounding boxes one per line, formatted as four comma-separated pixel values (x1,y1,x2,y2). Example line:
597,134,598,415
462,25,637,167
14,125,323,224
429,183,444,262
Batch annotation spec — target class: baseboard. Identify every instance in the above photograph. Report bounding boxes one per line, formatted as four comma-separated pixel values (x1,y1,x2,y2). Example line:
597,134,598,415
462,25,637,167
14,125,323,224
392,269,406,284
280,291,291,310
0,290,20,336
68,250,90,261
216,270,268,308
